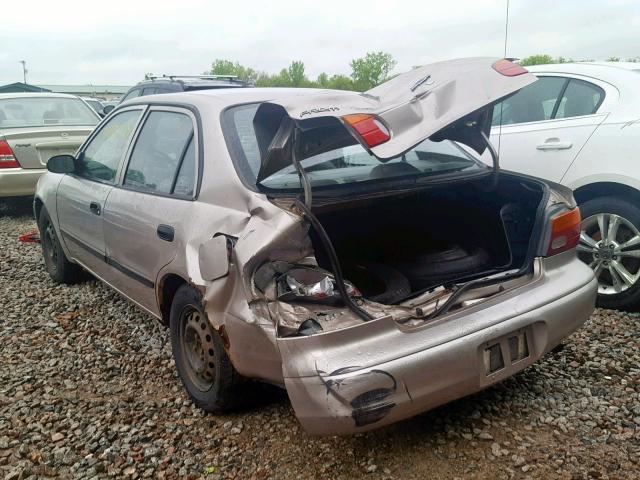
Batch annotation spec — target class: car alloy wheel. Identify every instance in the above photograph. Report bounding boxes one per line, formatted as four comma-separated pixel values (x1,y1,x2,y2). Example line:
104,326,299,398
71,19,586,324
179,306,216,392
578,213,640,295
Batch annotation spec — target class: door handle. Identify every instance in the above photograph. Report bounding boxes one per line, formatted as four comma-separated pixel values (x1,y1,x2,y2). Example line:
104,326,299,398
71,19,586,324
89,202,101,215
157,224,174,242
536,138,573,150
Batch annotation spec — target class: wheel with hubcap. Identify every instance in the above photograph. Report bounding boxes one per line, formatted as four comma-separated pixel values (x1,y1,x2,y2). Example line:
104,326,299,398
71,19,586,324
169,284,244,411
577,196,640,310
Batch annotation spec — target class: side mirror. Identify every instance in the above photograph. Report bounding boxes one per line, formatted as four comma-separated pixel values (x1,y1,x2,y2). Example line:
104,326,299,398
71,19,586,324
47,155,76,174
102,105,115,115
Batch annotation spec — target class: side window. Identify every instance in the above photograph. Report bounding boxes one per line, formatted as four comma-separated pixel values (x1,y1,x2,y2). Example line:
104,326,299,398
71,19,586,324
173,139,196,197
121,89,142,102
123,111,194,195
141,87,158,96
77,110,141,182
492,77,567,126
554,79,604,119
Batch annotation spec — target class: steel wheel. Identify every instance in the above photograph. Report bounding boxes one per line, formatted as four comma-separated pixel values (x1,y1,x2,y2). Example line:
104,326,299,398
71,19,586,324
578,213,640,295
42,221,59,273
179,307,216,392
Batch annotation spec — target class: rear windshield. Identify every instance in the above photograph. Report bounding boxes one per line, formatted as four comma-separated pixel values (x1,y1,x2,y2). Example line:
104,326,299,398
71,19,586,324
223,103,484,192
0,97,99,129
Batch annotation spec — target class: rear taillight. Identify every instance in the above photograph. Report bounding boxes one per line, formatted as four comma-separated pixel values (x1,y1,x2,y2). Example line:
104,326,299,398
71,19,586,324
0,140,20,169
342,114,391,148
546,207,581,256
492,59,528,77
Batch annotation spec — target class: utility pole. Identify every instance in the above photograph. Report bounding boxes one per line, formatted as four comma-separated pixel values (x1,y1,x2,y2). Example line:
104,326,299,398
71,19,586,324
19,60,28,84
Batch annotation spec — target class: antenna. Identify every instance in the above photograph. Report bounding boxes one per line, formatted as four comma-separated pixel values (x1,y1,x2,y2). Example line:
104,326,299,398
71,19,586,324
19,60,28,84
497,0,510,157
503,0,510,58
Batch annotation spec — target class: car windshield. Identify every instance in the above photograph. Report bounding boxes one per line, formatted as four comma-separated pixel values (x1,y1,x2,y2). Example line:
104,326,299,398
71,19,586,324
0,97,99,129
224,103,485,192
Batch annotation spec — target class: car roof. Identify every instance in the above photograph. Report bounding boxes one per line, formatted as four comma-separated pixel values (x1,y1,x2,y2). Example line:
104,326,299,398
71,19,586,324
122,87,360,110
0,92,83,100
134,77,250,88
526,62,640,83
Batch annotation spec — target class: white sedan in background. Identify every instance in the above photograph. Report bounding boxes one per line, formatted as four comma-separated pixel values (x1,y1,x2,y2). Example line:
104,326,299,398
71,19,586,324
490,62,640,310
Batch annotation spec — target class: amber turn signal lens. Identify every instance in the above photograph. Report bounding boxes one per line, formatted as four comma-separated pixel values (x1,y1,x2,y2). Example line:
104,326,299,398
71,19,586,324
547,207,581,256
342,114,391,148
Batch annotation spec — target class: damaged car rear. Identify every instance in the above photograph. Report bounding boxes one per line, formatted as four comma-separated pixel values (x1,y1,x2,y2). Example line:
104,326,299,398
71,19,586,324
36,58,597,436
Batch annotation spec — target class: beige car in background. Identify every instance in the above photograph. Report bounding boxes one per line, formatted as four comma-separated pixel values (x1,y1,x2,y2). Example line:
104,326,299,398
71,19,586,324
0,93,100,197
34,58,596,435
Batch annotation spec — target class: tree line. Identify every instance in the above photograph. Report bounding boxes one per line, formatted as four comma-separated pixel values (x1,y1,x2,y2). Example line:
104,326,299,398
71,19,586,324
204,51,396,91
197,52,639,92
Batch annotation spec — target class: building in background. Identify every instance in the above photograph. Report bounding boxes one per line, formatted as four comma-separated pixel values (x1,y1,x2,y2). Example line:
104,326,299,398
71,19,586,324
36,84,131,101
0,82,51,93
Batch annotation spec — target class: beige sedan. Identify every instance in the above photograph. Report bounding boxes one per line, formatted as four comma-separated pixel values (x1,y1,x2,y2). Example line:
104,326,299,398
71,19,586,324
0,93,99,197
35,58,596,435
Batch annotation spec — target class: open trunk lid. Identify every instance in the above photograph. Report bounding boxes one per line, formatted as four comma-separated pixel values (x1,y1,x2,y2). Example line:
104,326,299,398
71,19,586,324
255,57,535,182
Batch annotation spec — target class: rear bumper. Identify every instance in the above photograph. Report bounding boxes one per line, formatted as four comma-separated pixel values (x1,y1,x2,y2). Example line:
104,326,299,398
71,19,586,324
0,168,45,197
279,253,597,435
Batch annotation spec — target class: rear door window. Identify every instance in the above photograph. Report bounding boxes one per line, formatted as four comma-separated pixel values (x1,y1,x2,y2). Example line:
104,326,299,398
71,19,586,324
492,77,567,126
554,79,604,119
172,139,196,196
77,109,142,182
123,110,195,196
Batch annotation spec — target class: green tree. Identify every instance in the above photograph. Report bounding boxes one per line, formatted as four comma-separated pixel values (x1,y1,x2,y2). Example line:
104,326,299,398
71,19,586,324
207,59,258,83
350,51,397,91
316,72,329,88
607,56,621,62
519,54,555,66
326,74,354,91
288,61,307,87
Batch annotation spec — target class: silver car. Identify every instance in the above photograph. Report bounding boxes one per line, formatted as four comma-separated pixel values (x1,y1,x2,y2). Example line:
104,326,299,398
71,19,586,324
0,93,100,197
34,58,596,436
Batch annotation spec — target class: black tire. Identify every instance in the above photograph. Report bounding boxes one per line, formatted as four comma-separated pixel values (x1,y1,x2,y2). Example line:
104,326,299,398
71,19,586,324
169,284,244,412
579,196,640,311
392,245,490,290
345,261,411,304
38,207,83,284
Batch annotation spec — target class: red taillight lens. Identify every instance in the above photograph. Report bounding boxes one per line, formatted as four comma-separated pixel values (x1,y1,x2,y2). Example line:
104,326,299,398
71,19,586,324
0,140,20,169
547,208,581,256
492,59,528,77
342,114,390,148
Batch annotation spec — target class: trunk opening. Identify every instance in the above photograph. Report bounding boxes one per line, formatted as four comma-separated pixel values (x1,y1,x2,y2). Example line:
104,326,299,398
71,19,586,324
307,174,546,305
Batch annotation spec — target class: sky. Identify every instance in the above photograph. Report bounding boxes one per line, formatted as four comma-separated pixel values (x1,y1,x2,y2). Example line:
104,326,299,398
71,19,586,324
1,0,639,86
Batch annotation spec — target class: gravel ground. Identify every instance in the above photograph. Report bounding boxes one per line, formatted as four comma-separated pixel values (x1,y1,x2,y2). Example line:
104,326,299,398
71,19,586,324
1,198,639,480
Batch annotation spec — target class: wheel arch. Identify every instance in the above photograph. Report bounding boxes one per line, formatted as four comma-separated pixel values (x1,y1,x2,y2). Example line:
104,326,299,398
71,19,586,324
157,273,190,327
33,196,44,224
573,181,640,206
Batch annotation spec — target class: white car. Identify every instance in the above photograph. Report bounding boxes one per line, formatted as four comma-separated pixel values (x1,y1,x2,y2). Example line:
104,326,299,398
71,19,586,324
489,62,640,310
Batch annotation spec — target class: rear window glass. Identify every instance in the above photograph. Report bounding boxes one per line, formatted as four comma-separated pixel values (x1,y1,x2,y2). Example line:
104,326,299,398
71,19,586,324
0,97,99,129
223,103,483,192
